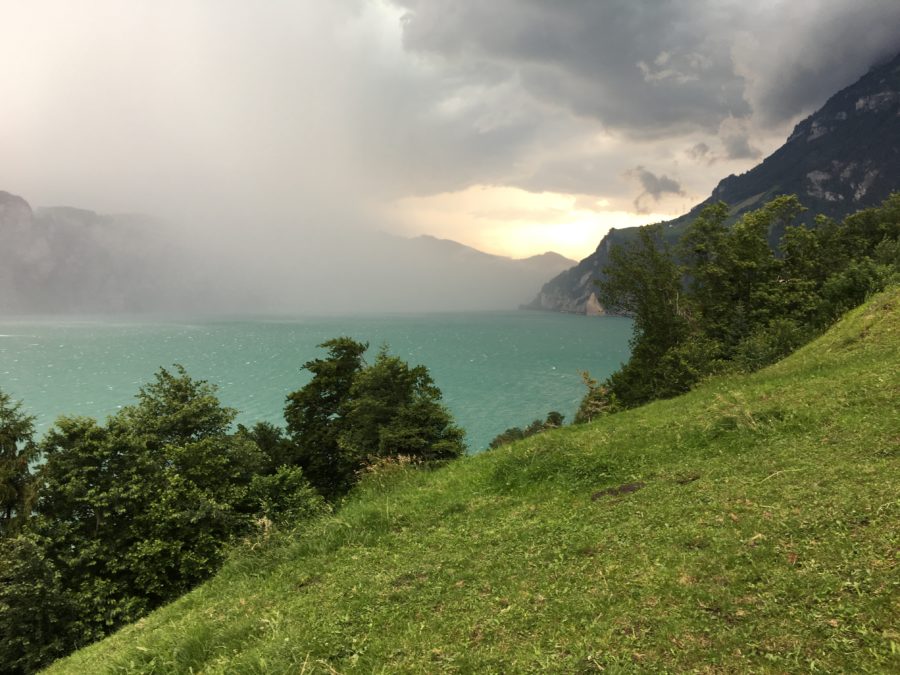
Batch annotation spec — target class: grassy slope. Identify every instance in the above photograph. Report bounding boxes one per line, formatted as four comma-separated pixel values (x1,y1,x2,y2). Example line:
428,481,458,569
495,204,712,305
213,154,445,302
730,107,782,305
49,290,900,674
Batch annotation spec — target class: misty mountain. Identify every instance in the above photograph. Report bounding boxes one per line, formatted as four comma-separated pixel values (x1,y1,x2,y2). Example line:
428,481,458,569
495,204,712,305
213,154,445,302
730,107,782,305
0,191,574,314
0,191,195,313
362,234,576,312
526,50,900,314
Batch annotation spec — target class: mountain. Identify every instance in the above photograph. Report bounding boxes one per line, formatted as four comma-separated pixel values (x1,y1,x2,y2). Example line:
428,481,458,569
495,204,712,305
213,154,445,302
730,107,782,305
343,233,576,313
526,50,900,314
0,191,209,313
0,191,575,314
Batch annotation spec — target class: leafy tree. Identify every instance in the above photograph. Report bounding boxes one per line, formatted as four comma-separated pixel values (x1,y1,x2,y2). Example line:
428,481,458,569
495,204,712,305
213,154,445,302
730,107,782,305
488,427,526,449
595,223,690,404
679,202,733,343
340,348,465,464
680,196,804,352
574,372,619,424
582,193,900,417
597,224,688,355
119,363,235,445
249,465,326,527
489,411,566,447
0,532,76,674
239,421,295,471
726,195,803,335
0,390,36,536
285,341,465,497
285,337,367,498
0,366,308,672
544,411,565,428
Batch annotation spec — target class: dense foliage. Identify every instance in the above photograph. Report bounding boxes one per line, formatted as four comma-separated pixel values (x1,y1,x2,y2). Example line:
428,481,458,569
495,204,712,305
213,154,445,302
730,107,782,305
0,367,319,672
0,342,464,673
286,340,465,498
284,337,369,498
584,193,900,412
0,391,36,536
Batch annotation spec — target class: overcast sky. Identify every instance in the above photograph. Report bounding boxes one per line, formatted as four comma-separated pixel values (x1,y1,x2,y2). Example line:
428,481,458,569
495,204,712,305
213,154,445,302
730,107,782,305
2,0,899,260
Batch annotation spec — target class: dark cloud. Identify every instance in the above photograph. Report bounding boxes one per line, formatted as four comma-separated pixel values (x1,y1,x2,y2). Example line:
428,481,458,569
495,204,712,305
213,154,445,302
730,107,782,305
721,132,760,161
735,1,900,125
629,167,685,213
515,152,623,197
717,118,762,160
393,0,750,135
392,0,900,136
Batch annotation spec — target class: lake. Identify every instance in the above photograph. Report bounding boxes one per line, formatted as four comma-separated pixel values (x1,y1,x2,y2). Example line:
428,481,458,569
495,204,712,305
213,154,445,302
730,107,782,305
0,311,632,452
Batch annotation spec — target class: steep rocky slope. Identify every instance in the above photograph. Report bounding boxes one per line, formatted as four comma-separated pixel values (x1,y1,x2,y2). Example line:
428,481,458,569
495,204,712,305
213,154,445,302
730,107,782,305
527,51,900,314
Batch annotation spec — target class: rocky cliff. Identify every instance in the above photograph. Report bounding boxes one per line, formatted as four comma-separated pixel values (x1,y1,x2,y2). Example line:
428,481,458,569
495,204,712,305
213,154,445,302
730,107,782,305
0,192,195,313
526,50,900,314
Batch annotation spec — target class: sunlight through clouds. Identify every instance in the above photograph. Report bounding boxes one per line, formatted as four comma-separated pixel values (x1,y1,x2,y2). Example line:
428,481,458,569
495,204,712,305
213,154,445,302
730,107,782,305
386,185,673,259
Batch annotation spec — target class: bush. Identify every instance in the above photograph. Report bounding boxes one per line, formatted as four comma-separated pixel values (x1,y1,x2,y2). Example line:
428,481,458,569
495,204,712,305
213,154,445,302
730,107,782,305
250,466,327,527
1,367,327,672
592,194,900,412
732,318,813,372
490,411,566,447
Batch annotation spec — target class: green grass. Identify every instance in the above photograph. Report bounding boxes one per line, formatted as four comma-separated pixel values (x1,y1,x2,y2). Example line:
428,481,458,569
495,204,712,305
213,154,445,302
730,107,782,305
47,289,900,674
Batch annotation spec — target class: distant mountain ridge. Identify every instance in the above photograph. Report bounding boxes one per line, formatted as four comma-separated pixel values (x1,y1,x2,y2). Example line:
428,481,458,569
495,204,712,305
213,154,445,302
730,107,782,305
0,191,182,313
410,234,574,272
0,192,574,314
526,50,900,314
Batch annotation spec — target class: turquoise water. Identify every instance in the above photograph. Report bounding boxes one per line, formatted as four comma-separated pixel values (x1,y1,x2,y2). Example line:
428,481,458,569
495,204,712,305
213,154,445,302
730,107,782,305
0,312,632,452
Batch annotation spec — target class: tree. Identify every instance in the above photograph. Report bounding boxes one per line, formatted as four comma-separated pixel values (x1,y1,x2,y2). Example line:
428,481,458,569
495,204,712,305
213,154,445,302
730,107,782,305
239,421,295,471
0,390,36,536
595,224,690,404
488,411,567,447
597,224,687,353
119,363,235,446
726,195,803,335
583,193,900,417
574,372,619,424
284,337,368,498
284,341,465,497
1,366,284,672
342,349,465,463
0,531,76,674
679,202,733,343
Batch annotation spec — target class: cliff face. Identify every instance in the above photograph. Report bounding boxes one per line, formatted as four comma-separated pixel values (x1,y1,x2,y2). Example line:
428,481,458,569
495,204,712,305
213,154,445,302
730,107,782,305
0,192,192,313
526,51,900,314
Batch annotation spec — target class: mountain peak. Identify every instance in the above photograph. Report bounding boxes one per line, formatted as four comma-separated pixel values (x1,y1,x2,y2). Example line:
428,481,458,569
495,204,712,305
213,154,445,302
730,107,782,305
0,190,34,228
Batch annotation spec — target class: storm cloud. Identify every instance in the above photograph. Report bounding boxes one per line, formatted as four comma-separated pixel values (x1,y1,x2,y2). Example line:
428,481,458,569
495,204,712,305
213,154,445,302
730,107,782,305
1,0,898,311
394,0,900,133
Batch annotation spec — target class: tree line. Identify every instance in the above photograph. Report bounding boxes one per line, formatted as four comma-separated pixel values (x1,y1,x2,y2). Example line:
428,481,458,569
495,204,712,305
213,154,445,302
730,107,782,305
0,340,464,673
576,193,900,418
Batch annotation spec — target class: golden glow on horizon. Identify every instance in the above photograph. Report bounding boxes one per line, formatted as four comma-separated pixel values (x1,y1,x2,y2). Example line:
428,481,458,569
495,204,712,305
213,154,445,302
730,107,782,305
387,185,676,260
